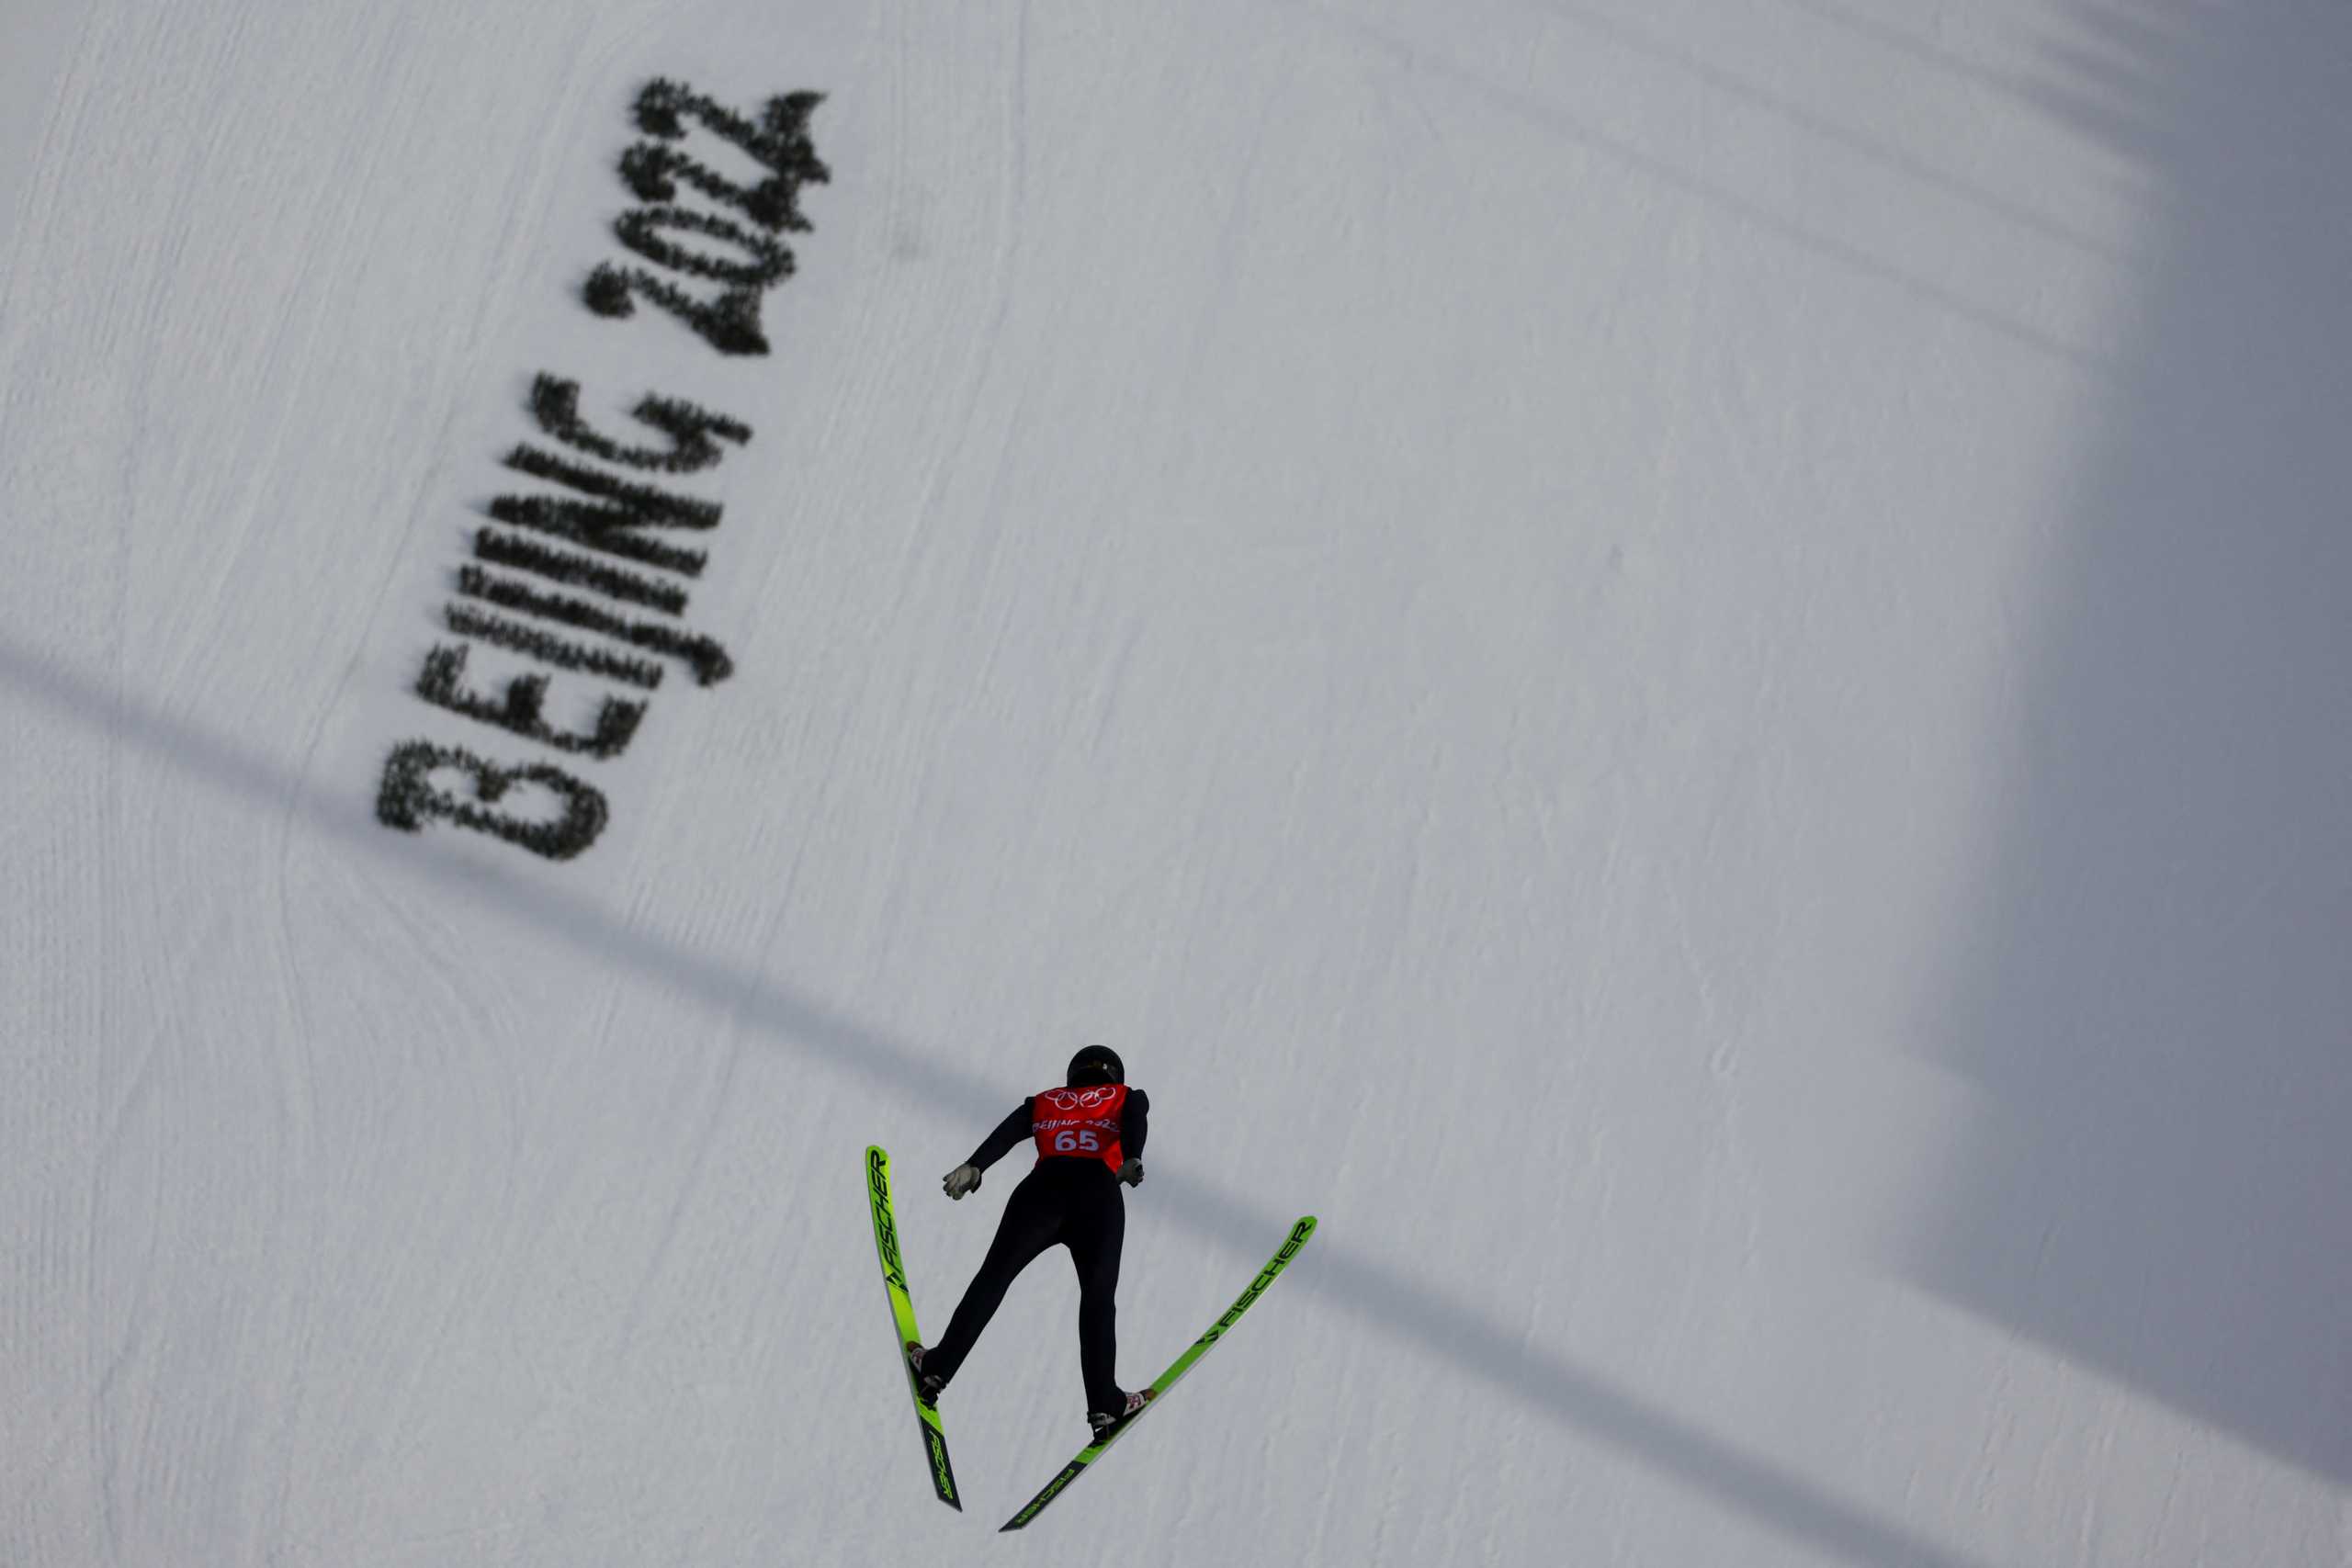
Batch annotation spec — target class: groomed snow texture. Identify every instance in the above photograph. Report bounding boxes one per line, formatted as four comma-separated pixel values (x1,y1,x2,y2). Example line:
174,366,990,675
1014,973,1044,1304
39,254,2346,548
5,2,2348,1564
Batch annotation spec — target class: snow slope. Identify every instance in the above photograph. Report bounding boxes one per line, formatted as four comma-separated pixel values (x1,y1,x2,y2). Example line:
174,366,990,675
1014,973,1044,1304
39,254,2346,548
5,1,2347,1563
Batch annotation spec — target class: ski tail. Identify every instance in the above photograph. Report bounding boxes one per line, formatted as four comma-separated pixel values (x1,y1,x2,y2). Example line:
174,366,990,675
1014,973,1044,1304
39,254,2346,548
865,1145,962,1510
1000,1215,1317,1531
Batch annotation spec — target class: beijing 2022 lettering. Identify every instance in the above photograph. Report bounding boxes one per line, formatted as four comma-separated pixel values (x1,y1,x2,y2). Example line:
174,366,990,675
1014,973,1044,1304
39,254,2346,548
377,79,828,861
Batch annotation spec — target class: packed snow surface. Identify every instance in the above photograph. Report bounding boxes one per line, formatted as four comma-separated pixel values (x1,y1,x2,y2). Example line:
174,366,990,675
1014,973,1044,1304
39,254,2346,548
5,1,2348,1563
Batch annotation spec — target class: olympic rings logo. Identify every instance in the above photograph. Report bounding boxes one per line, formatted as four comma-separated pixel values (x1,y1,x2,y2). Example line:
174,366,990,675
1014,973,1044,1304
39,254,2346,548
1042,1087,1118,1112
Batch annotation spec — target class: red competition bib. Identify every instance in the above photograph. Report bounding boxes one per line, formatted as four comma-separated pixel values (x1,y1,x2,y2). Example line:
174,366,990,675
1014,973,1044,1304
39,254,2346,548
1029,1084,1128,1172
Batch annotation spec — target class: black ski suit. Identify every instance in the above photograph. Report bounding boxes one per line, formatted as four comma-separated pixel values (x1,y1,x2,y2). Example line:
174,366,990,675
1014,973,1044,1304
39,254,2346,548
922,1089,1149,1415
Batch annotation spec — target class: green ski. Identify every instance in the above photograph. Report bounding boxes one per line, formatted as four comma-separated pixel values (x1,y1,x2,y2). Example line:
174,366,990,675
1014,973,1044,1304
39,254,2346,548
865,1145,961,1510
999,1215,1317,1531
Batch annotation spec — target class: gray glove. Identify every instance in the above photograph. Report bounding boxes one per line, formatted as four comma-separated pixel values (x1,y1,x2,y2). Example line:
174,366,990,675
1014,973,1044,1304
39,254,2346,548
1118,1158,1144,1187
943,1163,983,1201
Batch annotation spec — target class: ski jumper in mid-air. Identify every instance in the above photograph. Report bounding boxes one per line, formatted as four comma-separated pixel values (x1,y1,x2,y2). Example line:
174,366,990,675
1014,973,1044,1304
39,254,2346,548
907,1044,1150,1439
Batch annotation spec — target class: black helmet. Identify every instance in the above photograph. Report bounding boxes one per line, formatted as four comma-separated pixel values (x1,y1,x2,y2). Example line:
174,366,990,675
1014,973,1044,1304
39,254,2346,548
1067,1043,1125,1088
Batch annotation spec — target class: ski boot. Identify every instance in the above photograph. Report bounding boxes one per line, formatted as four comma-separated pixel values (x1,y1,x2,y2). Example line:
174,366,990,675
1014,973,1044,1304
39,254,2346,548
1086,1387,1151,1444
905,1342,945,1408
